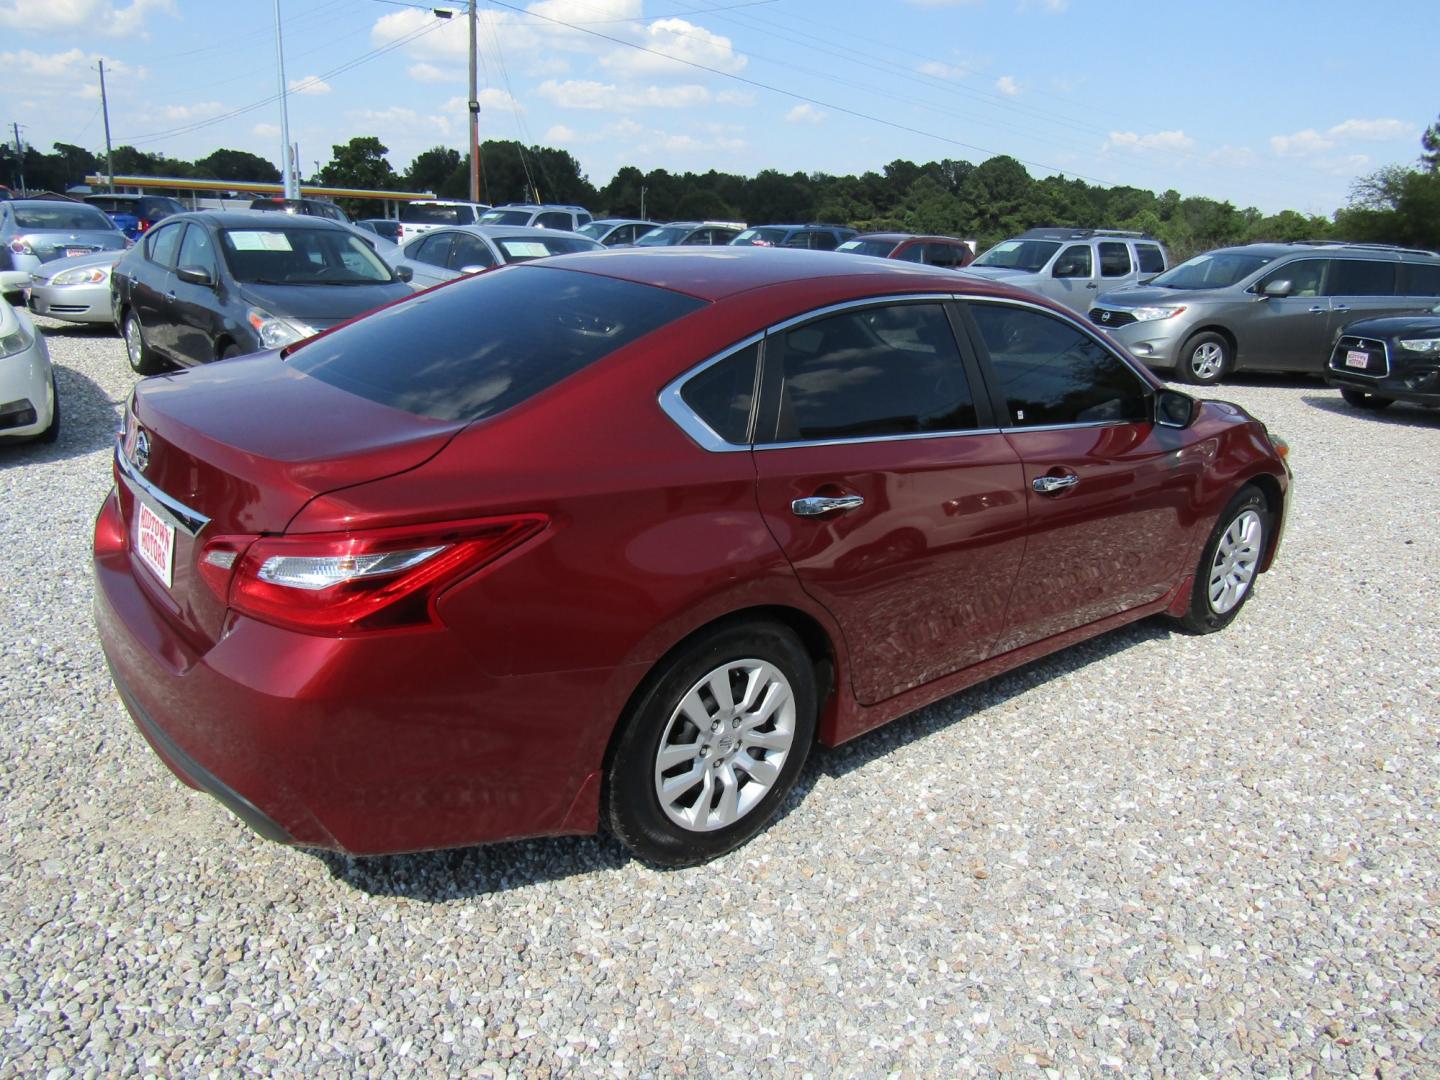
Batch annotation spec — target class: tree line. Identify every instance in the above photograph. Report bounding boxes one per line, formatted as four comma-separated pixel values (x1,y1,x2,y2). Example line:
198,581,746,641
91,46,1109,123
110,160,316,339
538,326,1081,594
5,117,1437,262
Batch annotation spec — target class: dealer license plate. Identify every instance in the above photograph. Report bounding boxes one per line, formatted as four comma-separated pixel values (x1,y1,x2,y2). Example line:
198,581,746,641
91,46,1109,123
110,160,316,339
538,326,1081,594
64,247,90,258
1345,350,1371,370
135,501,175,588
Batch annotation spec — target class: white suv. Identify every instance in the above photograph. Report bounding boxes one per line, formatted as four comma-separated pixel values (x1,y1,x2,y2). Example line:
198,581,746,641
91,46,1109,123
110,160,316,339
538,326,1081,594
478,204,593,231
398,200,491,243
965,228,1169,314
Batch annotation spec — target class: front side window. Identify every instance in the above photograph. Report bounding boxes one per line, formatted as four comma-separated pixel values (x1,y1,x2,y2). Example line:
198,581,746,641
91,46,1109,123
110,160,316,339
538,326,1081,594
176,223,217,277
762,303,978,443
1327,259,1397,297
1259,258,1327,297
680,342,759,445
1135,244,1165,274
1052,245,1092,278
146,221,185,266
969,303,1148,427
1098,242,1132,277
731,227,787,247
448,233,496,271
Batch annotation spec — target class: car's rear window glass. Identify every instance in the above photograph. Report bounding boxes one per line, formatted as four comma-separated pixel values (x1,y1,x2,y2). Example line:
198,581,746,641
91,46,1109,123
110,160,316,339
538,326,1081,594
837,238,899,258
478,210,534,226
15,206,115,231
400,203,467,225
288,266,707,422
86,197,138,214
1399,262,1440,296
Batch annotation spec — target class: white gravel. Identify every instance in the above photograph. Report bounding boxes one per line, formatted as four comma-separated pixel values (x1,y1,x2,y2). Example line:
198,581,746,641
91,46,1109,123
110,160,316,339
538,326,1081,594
2,316,1438,1078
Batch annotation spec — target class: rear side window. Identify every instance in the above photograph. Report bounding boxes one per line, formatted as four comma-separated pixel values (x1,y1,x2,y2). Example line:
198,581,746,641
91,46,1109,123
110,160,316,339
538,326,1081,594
288,266,707,422
680,342,759,444
970,304,1148,427
763,303,978,442
412,233,454,266
1098,242,1132,277
534,211,572,230
1328,259,1397,297
925,242,963,268
1135,244,1165,274
1399,262,1440,296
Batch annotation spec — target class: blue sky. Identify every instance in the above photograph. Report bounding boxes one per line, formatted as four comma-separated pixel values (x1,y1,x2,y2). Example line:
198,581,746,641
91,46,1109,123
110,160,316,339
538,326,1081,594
0,0,1431,215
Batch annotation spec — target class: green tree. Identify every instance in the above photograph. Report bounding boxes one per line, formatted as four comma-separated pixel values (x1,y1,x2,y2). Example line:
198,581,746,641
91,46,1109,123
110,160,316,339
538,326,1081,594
193,148,280,183
1421,114,1440,173
317,137,399,191
405,146,462,195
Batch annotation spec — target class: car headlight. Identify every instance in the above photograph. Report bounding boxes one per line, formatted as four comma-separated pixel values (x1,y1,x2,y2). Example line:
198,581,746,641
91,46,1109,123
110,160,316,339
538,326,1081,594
50,266,110,287
1130,305,1187,322
247,308,315,350
1397,337,1440,353
0,322,33,359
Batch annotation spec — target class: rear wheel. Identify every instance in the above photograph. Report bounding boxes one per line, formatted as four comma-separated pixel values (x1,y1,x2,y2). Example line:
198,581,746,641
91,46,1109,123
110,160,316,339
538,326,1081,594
1339,386,1393,411
1176,485,1269,634
606,620,817,867
123,311,164,376
219,344,242,361
1177,331,1232,386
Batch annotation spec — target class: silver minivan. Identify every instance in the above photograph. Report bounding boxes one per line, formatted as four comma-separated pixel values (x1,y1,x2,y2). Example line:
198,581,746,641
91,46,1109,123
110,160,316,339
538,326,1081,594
963,228,1168,314
1090,242,1440,385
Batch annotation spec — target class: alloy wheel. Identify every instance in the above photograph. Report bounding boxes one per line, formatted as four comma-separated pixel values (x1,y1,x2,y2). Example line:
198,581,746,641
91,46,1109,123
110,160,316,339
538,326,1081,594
1191,341,1225,381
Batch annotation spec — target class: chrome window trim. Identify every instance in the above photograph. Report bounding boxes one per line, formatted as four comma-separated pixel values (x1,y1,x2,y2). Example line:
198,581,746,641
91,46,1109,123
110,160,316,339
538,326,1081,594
657,332,764,453
755,426,1003,453
764,292,961,337
114,440,210,536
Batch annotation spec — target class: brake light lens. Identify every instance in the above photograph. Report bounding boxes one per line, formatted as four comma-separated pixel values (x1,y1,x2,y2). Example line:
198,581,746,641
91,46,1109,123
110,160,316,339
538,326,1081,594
136,218,152,233
224,516,547,635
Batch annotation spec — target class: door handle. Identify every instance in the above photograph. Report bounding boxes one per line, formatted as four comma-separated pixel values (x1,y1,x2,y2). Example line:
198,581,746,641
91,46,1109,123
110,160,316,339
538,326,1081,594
165,291,176,302
1307,305,1325,314
1086,282,1098,289
1332,304,1349,312
791,494,864,517
1032,475,1079,494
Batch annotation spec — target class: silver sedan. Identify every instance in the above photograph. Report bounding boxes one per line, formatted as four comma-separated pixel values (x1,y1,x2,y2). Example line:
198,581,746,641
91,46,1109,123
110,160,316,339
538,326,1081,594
392,225,601,290
27,250,124,326
0,199,129,275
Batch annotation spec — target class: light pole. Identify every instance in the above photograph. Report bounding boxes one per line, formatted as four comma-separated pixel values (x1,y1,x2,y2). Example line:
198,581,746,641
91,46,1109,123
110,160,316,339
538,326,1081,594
273,0,297,199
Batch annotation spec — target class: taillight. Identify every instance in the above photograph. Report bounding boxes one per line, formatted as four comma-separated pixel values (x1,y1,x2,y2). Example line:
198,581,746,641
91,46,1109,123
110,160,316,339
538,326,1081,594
222,516,546,635
136,218,152,233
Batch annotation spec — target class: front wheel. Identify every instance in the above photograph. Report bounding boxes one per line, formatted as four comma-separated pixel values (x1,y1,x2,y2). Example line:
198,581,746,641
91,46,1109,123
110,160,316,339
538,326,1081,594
1176,485,1269,634
37,373,60,444
1339,386,1393,411
1176,331,1232,386
606,621,818,867
122,311,164,376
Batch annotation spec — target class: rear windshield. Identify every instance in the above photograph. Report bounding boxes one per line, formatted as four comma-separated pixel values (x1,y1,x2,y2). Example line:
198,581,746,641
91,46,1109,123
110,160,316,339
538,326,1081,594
972,239,1059,272
1150,252,1273,290
494,235,598,262
15,206,116,231
287,265,707,421
478,209,534,226
401,203,472,225
837,238,899,258
731,227,789,247
219,227,393,284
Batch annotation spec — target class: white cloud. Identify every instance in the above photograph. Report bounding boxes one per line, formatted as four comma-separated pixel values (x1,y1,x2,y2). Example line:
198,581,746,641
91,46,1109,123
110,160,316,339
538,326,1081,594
599,18,745,77
538,78,710,110
995,75,1020,96
288,75,331,96
1209,145,1257,168
716,89,756,106
0,47,141,80
407,62,454,84
161,101,224,121
545,124,577,143
1270,118,1416,158
1269,129,1333,156
784,103,826,125
919,60,975,80
351,106,451,138
252,123,280,138
0,0,173,37
1325,118,1412,142
1105,129,1196,152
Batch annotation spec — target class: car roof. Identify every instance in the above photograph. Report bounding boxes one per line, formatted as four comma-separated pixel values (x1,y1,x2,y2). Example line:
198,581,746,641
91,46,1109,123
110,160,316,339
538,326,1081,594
1205,241,1440,262
412,224,597,241
164,210,352,229
540,246,1025,303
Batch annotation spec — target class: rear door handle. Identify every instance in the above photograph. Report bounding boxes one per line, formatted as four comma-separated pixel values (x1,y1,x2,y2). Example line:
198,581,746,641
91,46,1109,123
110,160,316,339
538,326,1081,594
791,494,864,516
1308,305,1326,314
1033,475,1079,494
165,291,177,302
1332,304,1350,312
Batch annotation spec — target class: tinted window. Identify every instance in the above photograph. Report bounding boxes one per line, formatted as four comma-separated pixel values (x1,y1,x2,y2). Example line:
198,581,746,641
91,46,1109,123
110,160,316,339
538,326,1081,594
1259,258,1326,297
1053,245,1092,278
809,232,838,251
681,342,758,444
85,196,137,214
146,221,185,266
1098,242,1132,277
1327,259,1397,297
448,233,496,271
681,229,713,246
1135,244,1165,274
401,204,467,225
412,233,454,266
1399,262,1440,296
478,209,535,227
764,303,977,442
635,225,689,246
534,211,571,230
14,205,115,231
895,243,926,263
925,242,963,268
970,304,1148,427
289,266,706,422
732,227,788,247
837,238,899,258
176,223,217,276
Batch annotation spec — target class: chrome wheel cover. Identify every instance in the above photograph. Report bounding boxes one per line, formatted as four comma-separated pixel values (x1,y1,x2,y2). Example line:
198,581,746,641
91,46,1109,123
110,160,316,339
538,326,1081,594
1208,508,1263,614
1190,341,1224,380
653,658,797,833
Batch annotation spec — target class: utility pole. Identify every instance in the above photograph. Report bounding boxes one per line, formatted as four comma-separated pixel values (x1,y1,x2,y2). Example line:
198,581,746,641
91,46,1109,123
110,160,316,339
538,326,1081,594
97,60,115,192
468,0,486,204
273,0,298,199
10,123,24,195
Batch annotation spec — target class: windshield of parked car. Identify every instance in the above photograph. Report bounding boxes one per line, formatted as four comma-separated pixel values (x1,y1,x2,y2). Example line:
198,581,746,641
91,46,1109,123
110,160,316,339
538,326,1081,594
731,227,789,247
633,225,690,246
401,203,471,225
494,235,599,262
1149,252,1275,290
578,222,609,240
219,228,394,285
287,266,707,422
837,238,900,258
971,239,1060,272
478,209,534,226
14,206,117,231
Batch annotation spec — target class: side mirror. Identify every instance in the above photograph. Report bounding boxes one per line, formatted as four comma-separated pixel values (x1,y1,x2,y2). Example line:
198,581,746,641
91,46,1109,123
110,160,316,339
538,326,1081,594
1262,279,1292,299
1053,261,1086,279
175,265,213,287
0,269,30,306
394,264,413,283
1155,388,1196,429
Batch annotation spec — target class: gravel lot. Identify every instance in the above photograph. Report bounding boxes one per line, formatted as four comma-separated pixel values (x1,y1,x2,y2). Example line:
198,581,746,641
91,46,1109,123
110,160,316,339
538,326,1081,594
2,315,1437,1079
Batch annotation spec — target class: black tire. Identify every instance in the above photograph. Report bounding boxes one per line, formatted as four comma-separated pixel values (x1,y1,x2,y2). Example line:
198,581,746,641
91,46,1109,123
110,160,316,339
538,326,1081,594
1176,331,1232,386
37,373,60,444
1339,386,1393,411
122,310,164,376
219,344,242,361
0,248,12,271
1176,485,1270,635
606,620,818,867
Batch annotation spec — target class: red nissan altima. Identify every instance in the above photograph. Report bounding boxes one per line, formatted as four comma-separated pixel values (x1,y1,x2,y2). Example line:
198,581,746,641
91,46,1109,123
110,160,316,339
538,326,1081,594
93,248,1291,866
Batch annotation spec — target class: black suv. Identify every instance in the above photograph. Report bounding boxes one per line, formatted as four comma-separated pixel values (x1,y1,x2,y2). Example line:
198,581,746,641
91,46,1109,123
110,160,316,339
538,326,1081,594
1326,302,1440,411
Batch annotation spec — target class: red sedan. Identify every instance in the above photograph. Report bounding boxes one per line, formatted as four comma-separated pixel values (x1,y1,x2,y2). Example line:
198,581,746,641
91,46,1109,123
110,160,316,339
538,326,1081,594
93,248,1291,866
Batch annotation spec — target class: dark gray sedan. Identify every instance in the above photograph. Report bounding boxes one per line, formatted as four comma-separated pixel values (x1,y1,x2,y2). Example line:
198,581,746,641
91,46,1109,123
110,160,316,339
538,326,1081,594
0,199,129,275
